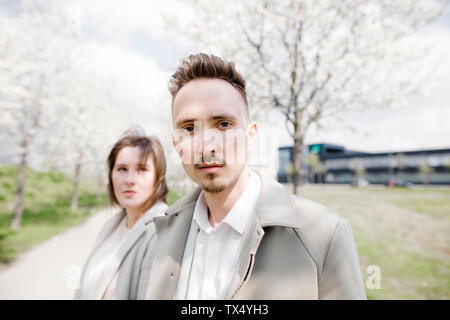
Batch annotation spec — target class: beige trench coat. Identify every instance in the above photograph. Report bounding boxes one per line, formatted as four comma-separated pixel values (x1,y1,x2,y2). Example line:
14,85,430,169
145,174,366,299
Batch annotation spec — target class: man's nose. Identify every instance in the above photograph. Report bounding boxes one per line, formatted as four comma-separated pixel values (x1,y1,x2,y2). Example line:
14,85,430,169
201,128,219,155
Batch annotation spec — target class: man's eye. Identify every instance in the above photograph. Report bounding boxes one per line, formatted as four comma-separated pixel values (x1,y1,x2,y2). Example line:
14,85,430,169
219,121,232,128
182,125,196,133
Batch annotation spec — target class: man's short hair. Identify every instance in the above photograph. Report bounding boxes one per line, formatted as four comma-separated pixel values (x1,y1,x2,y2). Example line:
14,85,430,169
168,53,248,111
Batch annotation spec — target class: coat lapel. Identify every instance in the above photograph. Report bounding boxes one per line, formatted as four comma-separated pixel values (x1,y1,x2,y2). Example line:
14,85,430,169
226,220,264,299
227,173,299,299
145,189,201,299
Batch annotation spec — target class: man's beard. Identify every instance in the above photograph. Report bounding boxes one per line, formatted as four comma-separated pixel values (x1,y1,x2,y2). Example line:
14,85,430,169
201,173,226,193
194,153,228,193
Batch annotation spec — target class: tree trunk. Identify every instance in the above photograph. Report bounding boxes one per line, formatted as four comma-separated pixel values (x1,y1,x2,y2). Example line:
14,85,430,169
397,168,403,181
292,136,304,195
71,161,82,211
309,170,314,184
10,137,29,230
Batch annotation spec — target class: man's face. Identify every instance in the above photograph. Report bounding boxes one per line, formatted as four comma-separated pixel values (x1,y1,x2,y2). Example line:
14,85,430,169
172,78,257,193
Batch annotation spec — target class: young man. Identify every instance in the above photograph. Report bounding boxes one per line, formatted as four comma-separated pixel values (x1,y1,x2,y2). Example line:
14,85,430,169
145,53,366,299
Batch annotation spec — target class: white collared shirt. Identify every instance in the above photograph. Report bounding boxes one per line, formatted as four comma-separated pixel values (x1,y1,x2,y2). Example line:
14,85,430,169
175,171,261,300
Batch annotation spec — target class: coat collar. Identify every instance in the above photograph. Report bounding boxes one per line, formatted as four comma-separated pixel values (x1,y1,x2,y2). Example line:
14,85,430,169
141,201,169,225
163,171,299,229
254,173,299,228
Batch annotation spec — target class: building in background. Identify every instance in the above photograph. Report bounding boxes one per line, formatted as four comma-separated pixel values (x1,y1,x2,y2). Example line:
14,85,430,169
278,143,450,185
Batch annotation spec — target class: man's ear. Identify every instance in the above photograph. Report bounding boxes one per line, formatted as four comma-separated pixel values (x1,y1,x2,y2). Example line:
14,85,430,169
247,122,258,151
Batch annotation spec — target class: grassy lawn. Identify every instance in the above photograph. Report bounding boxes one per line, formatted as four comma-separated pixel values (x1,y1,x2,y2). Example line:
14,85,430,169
367,187,450,220
0,165,108,265
296,184,450,300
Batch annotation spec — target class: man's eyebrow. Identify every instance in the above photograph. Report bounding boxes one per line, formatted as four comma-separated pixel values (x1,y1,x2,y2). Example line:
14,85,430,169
175,118,196,128
211,115,237,121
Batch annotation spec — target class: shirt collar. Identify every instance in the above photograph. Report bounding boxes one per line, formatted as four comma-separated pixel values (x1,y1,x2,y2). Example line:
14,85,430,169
193,170,261,235
192,193,213,233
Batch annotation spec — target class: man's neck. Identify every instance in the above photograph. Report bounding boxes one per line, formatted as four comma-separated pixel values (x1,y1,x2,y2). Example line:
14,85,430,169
203,168,250,229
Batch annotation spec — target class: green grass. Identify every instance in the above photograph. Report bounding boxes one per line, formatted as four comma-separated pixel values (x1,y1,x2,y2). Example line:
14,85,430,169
353,224,449,300
0,165,108,264
167,190,180,206
352,187,450,220
297,184,450,300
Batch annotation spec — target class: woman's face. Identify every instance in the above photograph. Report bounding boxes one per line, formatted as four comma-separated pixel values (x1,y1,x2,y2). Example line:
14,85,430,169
112,146,156,214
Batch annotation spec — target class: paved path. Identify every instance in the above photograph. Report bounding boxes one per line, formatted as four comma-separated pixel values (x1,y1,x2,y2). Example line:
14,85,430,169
0,208,116,300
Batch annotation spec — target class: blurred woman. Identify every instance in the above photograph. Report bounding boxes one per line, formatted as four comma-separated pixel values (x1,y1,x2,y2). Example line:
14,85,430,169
75,131,169,299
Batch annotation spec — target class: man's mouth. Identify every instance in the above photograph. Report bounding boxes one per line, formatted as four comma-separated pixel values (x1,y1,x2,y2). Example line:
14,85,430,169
197,163,224,174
